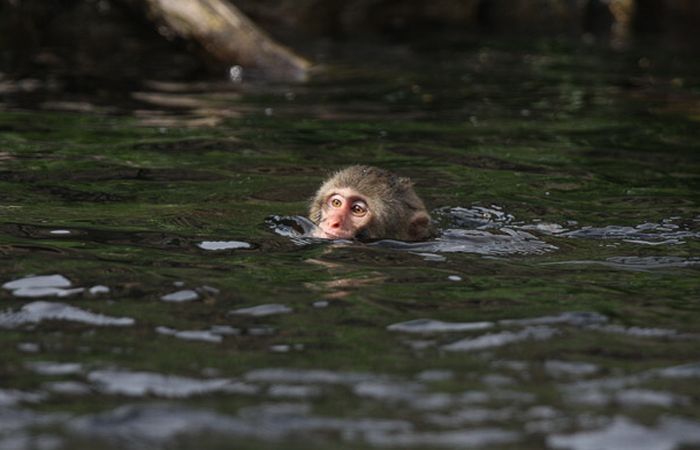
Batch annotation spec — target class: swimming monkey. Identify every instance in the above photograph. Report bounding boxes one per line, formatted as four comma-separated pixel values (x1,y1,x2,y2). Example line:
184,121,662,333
309,165,432,241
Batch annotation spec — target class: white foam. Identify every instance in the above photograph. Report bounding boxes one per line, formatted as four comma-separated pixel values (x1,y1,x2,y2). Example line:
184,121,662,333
44,381,91,395
156,326,223,343
49,229,72,235
365,428,521,448
387,318,494,334
615,389,688,408
3,275,83,298
197,241,252,250
657,362,700,378
26,362,83,376
2,275,72,290
544,360,599,377
11,287,84,298
87,369,234,398
0,301,134,328
88,285,110,295
548,416,700,450
160,289,199,302
442,326,558,351
267,384,322,399
230,304,292,317
499,312,608,327
0,389,45,407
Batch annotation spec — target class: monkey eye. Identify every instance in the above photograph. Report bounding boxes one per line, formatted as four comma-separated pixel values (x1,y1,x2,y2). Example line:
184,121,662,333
351,202,368,217
329,195,343,208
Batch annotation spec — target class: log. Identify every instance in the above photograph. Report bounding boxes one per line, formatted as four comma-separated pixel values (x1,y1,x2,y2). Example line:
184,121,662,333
142,0,311,82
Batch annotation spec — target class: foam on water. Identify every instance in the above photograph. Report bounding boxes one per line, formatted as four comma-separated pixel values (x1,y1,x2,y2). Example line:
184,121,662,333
68,404,255,444
442,326,558,352
197,240,252,250
0,390,45,407
387,318,494,333
267,384,322,399
2,275,72,290
498,311,608,327
425,407,515,426
561,361,700,407
0,302,135,328
614,389,689,408
68,402,413,446
88,285,110,295
364,428,521,448
155,326,223,343
160,289,199,302
49,229,71,235
547,416,700,450
544,360,600,378
26,362,83,376
2,275,85,298
87,370,239,398
43,381,91,396
244,368,378,385
229,304,292,317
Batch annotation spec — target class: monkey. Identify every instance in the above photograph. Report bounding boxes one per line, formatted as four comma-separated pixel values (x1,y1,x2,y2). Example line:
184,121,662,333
308,165,432,241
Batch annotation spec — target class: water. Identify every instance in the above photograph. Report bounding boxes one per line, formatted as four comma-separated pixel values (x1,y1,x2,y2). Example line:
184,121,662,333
0,37,699,449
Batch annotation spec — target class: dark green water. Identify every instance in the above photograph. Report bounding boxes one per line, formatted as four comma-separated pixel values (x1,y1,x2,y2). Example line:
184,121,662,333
1,38,699,449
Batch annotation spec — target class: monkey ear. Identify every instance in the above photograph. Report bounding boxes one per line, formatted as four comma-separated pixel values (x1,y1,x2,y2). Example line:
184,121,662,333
408,212,431,240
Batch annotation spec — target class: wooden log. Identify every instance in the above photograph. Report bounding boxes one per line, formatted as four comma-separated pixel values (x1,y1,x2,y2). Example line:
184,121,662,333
142,0,311,82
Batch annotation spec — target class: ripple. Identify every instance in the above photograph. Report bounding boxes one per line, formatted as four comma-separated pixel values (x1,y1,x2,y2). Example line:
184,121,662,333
373,228,558,256
442,326,558,352
387,318,494,334
545,256,700,272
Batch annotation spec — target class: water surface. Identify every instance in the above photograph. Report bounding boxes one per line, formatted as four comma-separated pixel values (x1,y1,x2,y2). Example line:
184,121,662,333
0,37,699,449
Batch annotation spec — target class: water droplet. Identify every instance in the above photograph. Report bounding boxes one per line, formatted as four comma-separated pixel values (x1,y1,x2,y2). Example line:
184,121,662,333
229,65,243,83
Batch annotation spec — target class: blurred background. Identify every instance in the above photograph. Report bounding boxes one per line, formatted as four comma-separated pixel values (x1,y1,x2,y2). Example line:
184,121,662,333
2,0,699,83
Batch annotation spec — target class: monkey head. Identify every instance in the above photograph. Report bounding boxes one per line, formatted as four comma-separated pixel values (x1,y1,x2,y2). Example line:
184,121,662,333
308,165,432,241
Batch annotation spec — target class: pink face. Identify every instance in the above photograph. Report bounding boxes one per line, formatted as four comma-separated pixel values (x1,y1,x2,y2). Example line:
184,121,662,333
312,188,371,239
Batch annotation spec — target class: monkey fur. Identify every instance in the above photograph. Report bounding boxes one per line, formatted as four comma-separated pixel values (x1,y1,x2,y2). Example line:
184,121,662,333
309,165,432,241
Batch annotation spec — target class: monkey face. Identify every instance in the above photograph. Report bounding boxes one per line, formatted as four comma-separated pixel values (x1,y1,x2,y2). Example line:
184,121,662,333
311,187,372,240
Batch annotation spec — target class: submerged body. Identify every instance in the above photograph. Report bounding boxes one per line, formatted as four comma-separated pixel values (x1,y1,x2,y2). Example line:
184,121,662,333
308,165,432,241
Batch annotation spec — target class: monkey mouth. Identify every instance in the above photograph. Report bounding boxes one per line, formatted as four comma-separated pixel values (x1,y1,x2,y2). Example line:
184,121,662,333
311,227,354,240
